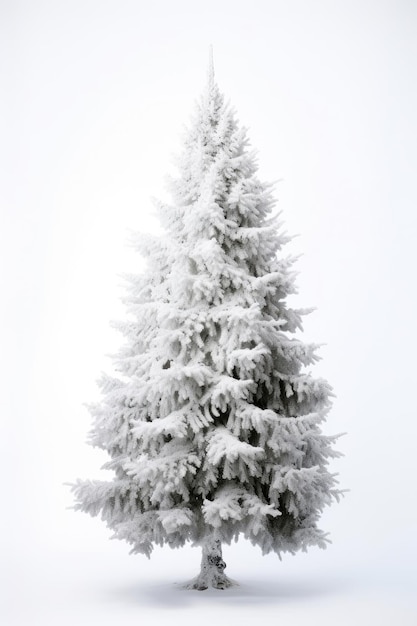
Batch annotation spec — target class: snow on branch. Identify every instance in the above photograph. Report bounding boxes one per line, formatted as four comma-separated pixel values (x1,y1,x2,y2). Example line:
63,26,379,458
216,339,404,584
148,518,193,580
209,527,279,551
206,426,264,466
202,485,280,529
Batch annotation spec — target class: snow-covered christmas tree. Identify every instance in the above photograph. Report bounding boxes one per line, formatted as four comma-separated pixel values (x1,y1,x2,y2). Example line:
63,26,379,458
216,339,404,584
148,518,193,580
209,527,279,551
71,54,342,590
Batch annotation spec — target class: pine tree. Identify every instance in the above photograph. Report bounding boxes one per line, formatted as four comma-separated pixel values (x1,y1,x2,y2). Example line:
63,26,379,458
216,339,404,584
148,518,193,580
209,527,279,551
71,55,342,590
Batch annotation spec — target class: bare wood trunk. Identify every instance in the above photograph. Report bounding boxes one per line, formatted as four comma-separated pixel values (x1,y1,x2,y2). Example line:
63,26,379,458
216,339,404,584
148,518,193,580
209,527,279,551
184,538,235,590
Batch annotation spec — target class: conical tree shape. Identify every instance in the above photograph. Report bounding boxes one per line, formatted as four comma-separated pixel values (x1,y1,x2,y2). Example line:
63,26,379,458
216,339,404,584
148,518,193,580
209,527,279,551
71,61,342,589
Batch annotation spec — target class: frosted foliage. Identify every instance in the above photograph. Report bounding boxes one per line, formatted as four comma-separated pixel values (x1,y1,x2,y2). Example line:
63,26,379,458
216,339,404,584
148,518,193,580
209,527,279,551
71,71,342,561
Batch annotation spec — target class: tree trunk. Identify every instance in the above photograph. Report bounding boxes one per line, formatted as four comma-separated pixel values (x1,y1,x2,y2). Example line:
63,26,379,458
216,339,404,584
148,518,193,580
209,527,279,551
184,539,235,590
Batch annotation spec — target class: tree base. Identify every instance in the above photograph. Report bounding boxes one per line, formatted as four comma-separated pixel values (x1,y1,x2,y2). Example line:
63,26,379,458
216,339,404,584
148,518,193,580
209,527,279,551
183,572,237,591
182,538,238,590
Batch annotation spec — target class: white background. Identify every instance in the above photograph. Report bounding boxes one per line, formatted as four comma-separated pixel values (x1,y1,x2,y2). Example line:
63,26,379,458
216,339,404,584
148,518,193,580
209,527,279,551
2,1,417,624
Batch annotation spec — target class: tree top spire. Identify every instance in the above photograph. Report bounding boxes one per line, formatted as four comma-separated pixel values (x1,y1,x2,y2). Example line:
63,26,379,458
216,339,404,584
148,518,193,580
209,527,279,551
208,44,215,89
